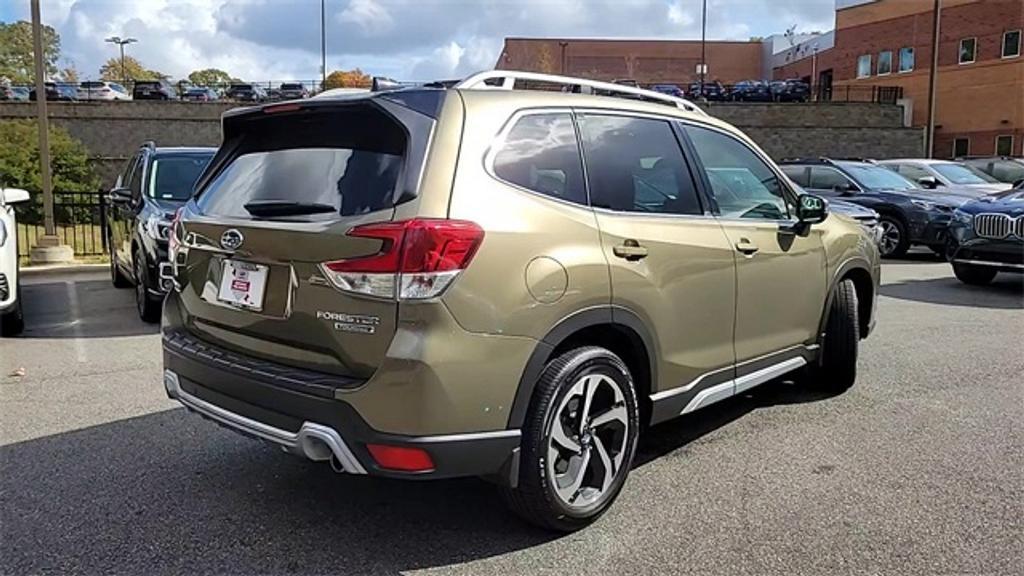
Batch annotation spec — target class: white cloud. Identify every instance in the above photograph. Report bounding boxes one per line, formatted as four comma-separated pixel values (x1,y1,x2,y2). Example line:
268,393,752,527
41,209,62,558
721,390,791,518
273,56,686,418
9,0,837,83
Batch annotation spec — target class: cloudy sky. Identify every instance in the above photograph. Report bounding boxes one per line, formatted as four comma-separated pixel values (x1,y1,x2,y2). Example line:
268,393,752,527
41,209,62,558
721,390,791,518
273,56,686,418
1,0,836,82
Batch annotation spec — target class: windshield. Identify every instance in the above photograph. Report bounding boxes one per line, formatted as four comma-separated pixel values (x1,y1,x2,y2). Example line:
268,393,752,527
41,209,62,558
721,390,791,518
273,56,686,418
842,163,917,191
148,154,214,201
933,163,999,184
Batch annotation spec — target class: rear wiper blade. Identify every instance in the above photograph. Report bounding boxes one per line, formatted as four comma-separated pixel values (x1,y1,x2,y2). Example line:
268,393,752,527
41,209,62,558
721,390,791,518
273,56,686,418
243,200,336,217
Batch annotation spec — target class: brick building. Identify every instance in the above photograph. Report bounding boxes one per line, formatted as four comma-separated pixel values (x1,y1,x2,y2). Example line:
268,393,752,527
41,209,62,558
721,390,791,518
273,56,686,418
495,38,765,85
820,0,1023,158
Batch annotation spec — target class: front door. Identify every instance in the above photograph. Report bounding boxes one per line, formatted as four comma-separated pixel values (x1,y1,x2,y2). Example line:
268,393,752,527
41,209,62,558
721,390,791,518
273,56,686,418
683,124,827,367
576,112,737,420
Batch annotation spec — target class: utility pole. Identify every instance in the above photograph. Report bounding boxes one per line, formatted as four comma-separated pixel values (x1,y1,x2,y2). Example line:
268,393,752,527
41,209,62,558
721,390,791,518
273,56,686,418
559,41,569,75
29,0,72,264
925,0,942,158
699,0,707,95
104,36,137,85
320,0,327,89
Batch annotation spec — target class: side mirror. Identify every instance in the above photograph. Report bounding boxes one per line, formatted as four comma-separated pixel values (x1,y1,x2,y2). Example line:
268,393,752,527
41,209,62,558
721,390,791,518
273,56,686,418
1,187,30,205
832,182,856,195
917,176,939,189
797,194,828,225
108,187,132,204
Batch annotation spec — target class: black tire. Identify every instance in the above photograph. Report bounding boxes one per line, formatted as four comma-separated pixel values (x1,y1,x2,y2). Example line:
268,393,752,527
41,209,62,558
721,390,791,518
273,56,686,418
134,247,161,323
952,263,997,285
110,246,131,288
1,286,25,337
812,278,860,392
877,215,910,258
500,346,640,532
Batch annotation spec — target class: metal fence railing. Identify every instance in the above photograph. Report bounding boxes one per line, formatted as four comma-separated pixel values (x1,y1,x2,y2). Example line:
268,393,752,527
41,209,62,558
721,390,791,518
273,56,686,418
14,191,108,258
2,79,904,105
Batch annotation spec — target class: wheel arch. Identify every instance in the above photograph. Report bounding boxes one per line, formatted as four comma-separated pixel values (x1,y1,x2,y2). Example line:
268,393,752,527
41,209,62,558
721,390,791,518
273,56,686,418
507,307,656,431
817,258,875,351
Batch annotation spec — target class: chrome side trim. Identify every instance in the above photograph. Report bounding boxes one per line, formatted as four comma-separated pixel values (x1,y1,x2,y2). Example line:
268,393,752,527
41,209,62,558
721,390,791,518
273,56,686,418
733,356,807,395
679,356,808,415
406,429,522,444
953,259,1024,270
163,370,367,474
650,344,815,403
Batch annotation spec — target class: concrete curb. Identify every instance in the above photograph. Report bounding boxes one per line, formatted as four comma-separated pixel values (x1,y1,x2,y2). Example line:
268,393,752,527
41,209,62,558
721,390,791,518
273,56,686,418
21,263,109,277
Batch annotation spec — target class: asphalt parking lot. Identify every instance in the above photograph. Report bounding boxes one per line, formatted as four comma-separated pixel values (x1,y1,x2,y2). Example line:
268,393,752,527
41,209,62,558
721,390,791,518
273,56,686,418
2,256,1022,576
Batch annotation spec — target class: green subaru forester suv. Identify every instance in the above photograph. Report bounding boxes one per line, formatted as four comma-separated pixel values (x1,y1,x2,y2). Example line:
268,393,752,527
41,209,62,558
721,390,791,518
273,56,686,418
161,71,880,531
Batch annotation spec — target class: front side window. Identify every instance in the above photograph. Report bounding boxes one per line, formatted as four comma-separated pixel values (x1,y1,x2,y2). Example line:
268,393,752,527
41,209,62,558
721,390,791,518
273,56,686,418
842,163,917,191
492,113,586,205
578,115,702,215
953,138,970,158
899,47,915,72
685,125,790,220
810,167,857,191
996,135,1014,156
857,54,872,78
128,154,146,196
1003,30,1021,58
959,38,976,64
878,51,893,75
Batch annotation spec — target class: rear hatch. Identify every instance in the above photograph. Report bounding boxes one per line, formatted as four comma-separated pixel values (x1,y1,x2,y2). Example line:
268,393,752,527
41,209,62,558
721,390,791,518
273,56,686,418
172,95,441,380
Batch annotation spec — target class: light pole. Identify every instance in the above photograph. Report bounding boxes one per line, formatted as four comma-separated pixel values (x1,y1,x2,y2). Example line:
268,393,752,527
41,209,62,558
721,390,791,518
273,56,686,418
559,41,569,74
104,36,137,85
925,0,942,158
320,0,326,89
699,0,707,95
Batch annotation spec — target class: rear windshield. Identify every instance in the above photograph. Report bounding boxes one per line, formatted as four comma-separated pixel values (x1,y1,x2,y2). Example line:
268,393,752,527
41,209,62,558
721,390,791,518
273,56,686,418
196,106,406,220
149,154,214,201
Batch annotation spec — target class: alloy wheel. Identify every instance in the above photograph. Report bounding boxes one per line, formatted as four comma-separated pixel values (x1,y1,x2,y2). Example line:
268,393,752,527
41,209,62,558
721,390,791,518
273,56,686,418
878,220,901,256
546,372,630,511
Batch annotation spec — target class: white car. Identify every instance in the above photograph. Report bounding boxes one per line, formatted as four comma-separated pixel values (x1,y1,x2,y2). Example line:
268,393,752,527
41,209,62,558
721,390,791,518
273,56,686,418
879,158,1009,195
77,81,132,101
1,188,30,336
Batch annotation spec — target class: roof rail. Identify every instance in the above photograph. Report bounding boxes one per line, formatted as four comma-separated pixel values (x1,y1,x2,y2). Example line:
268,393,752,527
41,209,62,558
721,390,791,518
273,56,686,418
456,70,708,116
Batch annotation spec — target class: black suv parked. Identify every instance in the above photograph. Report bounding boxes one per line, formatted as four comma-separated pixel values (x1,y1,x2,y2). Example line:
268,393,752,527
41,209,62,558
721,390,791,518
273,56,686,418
946,184,1024,284
132,79,178,100
687,80,727,101
225,83,268,102
770,79,810,102
29,82,76,101
780,158,973,257
278,83,309,99
108,143,215,321
731,80,772,102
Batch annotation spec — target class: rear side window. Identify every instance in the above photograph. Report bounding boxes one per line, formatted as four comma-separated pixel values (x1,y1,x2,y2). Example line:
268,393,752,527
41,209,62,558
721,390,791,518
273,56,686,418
148,154,213,201
492,113,586,205
578,115,702,215
196,106,406,220
780,165,809,187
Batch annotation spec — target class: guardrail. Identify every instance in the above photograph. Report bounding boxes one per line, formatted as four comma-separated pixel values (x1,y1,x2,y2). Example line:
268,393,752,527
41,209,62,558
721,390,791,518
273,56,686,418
14,190,108,258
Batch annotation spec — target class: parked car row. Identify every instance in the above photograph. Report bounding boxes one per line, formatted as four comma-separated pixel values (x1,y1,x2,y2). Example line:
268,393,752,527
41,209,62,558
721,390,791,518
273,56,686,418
645,79,812,102
1,81,316,102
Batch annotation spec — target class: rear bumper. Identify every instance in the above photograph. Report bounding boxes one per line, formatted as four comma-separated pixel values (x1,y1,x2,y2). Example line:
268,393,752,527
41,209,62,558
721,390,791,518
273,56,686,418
162,331,522,482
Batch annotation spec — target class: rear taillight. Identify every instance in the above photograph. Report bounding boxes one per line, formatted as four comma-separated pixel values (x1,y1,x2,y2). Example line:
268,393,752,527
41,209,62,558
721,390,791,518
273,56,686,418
320,218,484,300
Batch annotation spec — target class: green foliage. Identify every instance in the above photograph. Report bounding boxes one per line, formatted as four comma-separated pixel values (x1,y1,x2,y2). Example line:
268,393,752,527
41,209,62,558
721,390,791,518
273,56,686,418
187,68,233,86
99,55,164,82
0,120,100,223
0,21,61,83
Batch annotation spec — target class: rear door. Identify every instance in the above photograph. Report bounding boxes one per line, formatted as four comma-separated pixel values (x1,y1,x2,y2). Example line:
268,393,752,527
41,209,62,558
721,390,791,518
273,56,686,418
174,99,433,379
577,112,737,408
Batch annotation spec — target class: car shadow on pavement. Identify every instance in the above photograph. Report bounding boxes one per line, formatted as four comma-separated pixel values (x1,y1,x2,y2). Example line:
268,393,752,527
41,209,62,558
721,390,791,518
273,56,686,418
0,409,558,575
17,279,158,339
880,274,1023,309
635,377,838,468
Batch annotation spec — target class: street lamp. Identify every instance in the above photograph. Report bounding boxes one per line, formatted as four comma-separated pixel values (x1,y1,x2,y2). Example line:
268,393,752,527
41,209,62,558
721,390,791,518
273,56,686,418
699,0,707,96
104,36,137,85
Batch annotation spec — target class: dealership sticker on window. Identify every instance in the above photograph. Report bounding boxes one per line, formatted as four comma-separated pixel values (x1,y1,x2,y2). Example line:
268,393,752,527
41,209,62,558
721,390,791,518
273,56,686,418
217,259,268,311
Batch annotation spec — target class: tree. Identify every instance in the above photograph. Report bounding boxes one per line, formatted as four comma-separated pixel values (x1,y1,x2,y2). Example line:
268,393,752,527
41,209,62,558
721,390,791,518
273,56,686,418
0,21,61,83
0,120,99,223
99,56,163,83
187,68,233,86
322,68,372,90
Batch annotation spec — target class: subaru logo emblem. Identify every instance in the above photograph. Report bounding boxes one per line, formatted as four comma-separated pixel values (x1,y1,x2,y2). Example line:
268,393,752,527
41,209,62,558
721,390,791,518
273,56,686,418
220,229,244,251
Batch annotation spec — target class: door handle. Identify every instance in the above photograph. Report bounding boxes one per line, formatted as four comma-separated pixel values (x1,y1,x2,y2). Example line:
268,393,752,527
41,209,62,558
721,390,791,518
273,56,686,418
613,240,648,261
735,239,759,256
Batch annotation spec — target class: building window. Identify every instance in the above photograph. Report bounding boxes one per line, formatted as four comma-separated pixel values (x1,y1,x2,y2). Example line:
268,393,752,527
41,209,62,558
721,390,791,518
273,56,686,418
996,135,1014,156
877,51,893,75
857,54,872,78
953,138,970,158
899,47,915,72
1004,30,1022,58
959,38,976,64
